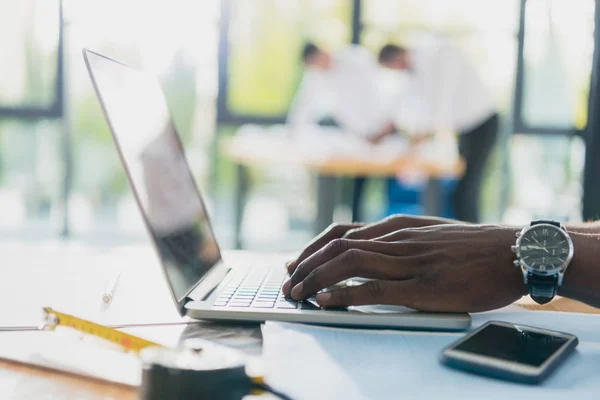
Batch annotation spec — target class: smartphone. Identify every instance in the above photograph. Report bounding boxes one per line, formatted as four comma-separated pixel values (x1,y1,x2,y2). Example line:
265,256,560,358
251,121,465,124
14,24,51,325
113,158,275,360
440,321,578,384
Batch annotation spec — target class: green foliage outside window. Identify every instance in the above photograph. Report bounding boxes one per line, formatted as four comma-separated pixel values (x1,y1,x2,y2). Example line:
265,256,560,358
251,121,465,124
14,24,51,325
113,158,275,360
227,0,352,117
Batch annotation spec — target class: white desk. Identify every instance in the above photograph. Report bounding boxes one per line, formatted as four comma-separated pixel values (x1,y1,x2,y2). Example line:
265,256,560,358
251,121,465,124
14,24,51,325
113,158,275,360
0,241,596,398
0,241,286,399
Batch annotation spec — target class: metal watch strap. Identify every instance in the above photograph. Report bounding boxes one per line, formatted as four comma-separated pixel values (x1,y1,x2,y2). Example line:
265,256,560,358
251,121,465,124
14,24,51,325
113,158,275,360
527,273,558,304
531,220,561,227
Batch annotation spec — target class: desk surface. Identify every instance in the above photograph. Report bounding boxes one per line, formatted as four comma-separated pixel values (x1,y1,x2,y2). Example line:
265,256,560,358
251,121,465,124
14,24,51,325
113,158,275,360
0,242,597,399
222,137,465,178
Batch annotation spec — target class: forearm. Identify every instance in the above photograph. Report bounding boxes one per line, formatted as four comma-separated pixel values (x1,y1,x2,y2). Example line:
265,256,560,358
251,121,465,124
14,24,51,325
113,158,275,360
566,221,600,234
368,122,395,144
559,232,600,307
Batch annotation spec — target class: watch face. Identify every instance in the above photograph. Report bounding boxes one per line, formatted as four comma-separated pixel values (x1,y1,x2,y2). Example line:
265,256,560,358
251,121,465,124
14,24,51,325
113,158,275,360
519,225,571,273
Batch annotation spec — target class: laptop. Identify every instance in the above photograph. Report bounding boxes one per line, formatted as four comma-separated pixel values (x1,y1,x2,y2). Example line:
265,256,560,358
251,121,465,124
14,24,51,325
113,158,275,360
83,49,470,331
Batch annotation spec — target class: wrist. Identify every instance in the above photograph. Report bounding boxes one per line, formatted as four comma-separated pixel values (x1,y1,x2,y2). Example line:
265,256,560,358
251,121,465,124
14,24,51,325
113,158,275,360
503,226,529,297
511,222,579,304
558,232,600,306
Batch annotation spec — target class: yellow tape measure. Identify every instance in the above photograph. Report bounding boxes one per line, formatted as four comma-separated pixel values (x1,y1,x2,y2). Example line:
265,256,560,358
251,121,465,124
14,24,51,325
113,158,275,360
41,307,163,354
39,308,286,399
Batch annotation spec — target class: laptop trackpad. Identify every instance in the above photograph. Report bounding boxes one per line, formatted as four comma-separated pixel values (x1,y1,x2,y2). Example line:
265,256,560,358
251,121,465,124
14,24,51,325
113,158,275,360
350,305,415,313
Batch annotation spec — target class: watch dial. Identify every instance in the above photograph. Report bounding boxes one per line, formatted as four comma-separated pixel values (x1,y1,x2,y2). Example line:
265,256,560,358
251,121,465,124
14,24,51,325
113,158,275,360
519,225,570,272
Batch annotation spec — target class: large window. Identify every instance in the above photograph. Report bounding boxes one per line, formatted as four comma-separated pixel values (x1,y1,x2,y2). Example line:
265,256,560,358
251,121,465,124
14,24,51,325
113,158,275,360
217,0,597,231
505,0,594,224
0,0,220,240
0,0,61,239
521,0,594,131
0,0,60,109
0,0,596,245
65,0,220,239
222,0,353,121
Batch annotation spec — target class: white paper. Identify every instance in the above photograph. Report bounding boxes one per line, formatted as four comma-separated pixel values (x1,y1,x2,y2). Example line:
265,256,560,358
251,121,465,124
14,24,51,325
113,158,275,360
0,331,142,386
262,311,600,400
233,125,409,163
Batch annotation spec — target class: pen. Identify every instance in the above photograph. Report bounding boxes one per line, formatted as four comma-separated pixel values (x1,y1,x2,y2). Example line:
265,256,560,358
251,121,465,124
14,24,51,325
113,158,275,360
102,272,121,304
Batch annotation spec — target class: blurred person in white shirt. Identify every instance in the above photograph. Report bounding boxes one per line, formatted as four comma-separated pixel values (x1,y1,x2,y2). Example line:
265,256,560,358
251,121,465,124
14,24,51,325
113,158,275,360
288,43,382,137
288,43,384,221
374,38,499,223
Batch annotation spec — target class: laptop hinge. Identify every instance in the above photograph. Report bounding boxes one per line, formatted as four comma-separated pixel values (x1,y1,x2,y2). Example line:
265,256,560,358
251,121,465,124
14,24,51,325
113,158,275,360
186,261,231,302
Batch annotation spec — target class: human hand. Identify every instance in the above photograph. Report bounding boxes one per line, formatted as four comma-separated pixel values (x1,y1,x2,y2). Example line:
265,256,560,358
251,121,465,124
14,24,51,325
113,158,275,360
285,223,364,275
408,132,434,147
283,224,526,313
285,215,458,275
367,122,396,145
367,132,387,145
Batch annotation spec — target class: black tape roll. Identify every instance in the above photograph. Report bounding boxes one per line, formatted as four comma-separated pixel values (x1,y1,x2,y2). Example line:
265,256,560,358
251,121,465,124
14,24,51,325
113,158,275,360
140,361,252,400
139,341,253,400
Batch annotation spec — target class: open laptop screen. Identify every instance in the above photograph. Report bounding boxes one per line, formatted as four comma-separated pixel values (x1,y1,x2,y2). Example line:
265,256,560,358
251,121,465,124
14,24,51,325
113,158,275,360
84,50,222,303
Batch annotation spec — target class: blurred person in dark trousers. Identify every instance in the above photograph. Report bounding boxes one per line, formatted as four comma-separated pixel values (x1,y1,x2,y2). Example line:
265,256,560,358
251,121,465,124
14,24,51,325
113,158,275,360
374,37,498,223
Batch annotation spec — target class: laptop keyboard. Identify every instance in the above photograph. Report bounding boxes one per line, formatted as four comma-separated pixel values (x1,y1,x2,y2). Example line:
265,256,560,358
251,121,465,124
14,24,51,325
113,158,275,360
212,267,319,310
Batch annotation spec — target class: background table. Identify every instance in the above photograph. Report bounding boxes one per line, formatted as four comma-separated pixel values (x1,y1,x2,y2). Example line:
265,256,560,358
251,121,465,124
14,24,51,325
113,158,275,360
222,138,465,249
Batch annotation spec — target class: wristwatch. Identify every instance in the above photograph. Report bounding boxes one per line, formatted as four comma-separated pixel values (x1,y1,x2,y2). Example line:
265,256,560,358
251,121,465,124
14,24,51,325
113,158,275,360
511,220,574,305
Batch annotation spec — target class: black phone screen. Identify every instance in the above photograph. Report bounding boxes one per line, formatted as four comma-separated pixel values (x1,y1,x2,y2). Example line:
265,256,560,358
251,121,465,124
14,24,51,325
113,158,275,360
454,324,569,367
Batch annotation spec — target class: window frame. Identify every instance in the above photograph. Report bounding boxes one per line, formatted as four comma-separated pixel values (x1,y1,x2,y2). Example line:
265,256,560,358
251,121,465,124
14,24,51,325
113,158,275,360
512,0,588,137
0,0,68,235
0,0,64,120
583,0,600,220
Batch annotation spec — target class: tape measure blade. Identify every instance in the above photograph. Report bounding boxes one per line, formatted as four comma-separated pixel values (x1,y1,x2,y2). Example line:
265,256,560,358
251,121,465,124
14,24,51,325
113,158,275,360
43,308,162,353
